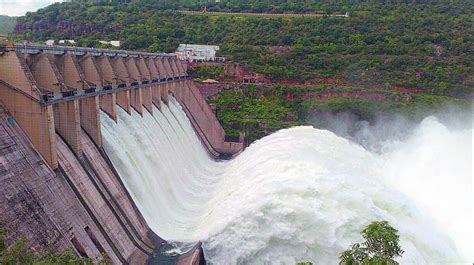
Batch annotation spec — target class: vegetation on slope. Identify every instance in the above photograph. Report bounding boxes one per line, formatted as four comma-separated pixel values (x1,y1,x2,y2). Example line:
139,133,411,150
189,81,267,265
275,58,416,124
13,0,473,97
210,85,302,142
188,65,224,80
211,84,469,143
0,226,110,264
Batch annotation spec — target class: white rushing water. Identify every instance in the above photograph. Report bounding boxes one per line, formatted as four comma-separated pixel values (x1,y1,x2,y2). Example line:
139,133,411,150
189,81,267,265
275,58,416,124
101,97,472,264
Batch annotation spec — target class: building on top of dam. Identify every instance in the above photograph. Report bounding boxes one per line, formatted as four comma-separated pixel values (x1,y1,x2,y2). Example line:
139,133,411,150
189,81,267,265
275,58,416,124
0,43,242,264
176,44,225,63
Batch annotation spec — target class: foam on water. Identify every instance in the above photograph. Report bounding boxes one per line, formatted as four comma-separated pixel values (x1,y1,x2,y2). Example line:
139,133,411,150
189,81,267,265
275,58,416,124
101,97,472,264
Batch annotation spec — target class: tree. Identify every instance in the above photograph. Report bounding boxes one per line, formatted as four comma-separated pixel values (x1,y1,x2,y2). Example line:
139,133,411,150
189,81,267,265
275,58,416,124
0,226,110,265
2,238,35,264
339,221,404,265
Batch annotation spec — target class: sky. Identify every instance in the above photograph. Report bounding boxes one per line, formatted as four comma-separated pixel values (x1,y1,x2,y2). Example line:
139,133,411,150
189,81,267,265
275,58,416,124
0,0,63,16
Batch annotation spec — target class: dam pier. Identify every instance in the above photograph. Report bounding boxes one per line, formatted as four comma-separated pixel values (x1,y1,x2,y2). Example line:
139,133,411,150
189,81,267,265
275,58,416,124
0,44,243,264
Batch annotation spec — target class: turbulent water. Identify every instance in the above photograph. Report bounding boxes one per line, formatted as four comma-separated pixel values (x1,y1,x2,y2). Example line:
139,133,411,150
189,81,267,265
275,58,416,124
101,97,472,264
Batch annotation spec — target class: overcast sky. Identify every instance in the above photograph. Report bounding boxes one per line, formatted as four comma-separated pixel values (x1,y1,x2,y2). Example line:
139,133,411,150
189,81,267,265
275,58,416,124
0,0,62,16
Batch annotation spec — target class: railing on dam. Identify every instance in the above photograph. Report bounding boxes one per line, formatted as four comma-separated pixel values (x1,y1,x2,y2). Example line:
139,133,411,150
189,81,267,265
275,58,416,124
9,43,176,58
40,76,191,105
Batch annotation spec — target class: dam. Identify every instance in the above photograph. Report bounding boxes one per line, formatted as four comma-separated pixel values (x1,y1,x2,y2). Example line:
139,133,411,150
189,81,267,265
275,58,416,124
0,43,242,264
0,43,472,264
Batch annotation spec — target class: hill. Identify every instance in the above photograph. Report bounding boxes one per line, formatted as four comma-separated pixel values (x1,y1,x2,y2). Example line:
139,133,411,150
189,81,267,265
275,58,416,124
0,15,17,35
13,0,473,98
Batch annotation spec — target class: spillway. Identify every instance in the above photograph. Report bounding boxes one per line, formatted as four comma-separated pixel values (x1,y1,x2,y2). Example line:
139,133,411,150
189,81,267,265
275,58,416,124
101,97,472,264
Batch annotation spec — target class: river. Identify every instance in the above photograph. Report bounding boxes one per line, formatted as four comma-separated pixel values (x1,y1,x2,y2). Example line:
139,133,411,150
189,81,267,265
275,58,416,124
101,97,472,264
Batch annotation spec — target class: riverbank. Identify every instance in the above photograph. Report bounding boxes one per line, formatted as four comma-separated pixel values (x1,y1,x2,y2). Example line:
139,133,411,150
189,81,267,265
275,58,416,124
203,83,470,144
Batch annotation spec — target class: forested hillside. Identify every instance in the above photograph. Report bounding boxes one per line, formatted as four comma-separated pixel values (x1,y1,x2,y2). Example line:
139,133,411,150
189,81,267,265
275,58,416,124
0,15,16,35
14,0,473,97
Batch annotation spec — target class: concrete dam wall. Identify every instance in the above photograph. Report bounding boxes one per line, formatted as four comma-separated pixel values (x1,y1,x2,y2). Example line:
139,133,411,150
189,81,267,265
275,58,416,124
0,44,243,264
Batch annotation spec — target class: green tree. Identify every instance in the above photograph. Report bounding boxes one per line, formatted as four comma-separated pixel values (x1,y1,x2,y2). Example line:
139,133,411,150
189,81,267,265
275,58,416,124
2,238,36,264
339,221,404,265
188,65,224,80
0,227,108,265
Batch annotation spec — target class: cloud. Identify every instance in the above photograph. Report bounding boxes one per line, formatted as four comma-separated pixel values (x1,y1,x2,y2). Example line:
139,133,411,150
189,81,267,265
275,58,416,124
0,0,63,16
